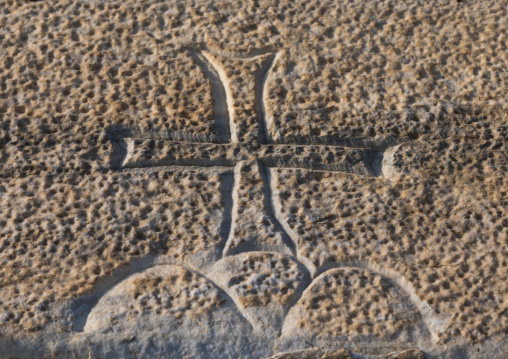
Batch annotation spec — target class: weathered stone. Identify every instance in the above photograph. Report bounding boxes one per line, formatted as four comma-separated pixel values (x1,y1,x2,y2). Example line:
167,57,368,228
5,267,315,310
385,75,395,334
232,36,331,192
0,0,507,357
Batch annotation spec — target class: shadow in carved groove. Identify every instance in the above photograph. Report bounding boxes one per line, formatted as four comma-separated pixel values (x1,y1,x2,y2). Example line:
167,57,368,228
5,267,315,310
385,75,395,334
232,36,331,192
75,254,440,345
311,259,448,341
105,46,396,176
69,255,160,332
89,48,430,349
279,265,435,345
82,264,254,335
70,258,253,332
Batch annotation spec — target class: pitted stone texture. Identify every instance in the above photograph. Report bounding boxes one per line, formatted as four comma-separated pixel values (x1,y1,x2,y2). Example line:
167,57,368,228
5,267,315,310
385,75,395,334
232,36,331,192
121,138,373,175
265,348,425,359
85,265,239,331
1,0,507,180
0,0,507,357
0,169,225,332
84,265,258,358
273,138,508,343
0,45,215,178
266,348,352,359
280,268,422,343
383,131,508,185
209,252,310,337
264,4,508,140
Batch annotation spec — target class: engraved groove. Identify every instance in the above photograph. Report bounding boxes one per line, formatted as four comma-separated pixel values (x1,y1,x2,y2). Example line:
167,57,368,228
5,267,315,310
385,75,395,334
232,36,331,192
222,162,242,257
201,50,238,143
258,163,297,255
310,259,448,341
96,48,431,347
217,171,236,256
255,52,277,143
279,264,436,342
261,52,281,143
116,137,385,178
191,51,232,142
75,260,255,333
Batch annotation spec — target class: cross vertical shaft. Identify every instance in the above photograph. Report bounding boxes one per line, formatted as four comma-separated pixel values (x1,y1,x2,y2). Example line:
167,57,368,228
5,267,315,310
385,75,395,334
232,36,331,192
200,51,297,256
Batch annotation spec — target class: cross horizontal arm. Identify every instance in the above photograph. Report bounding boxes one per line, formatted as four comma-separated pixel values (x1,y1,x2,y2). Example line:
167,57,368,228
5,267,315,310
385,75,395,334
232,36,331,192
120,138,383,177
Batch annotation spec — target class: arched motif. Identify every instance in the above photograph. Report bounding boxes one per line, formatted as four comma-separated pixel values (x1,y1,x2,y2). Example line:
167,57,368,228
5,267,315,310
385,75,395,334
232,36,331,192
83,263,253,336
280,261,447,344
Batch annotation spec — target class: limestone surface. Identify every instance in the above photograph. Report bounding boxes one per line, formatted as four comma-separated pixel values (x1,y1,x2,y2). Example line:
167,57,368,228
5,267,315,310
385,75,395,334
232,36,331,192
0,0,507,358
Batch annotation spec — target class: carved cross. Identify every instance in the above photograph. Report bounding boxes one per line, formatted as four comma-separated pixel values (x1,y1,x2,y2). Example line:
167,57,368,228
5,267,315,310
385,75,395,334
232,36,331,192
107,50,387,258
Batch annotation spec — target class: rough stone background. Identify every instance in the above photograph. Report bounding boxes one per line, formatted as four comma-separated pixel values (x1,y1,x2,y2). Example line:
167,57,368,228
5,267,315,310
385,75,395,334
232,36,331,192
0,0,507,358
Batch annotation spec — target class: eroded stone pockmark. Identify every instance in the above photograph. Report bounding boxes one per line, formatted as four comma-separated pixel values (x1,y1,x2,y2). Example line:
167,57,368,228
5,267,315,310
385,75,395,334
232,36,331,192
98,49,435,349
209,251,310,337
279,267,426,343
84,265,253,340
107,49,394,257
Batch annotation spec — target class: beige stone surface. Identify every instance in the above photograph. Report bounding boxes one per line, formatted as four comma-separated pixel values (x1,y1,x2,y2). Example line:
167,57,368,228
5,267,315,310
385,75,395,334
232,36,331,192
0,0,507,358
265,348,426,359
